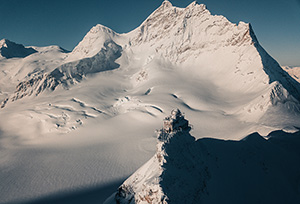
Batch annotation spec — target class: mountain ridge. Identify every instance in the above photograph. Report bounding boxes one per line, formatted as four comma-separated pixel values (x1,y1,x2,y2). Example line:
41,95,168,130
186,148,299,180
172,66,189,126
1,1,299,124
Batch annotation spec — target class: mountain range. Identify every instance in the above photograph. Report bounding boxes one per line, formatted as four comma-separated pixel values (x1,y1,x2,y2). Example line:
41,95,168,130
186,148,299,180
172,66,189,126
0,1,299,203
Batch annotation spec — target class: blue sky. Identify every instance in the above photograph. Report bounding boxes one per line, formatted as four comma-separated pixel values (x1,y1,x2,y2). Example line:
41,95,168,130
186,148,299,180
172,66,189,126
0,0,299,66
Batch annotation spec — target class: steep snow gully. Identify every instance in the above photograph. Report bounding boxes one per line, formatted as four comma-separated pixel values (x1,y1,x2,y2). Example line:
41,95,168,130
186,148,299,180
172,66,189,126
0,1,300,204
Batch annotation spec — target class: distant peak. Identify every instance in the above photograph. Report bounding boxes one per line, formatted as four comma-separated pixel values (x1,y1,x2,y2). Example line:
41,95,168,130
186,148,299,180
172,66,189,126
0,38,8,42
0,39,37,59
0,39,22,48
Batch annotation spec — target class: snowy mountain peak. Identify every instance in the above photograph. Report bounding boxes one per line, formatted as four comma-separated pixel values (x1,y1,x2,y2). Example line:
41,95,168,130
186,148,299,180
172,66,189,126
66,24,118,62
0,39,37,59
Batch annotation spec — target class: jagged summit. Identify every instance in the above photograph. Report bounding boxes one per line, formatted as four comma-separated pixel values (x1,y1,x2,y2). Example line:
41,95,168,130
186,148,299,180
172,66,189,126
161,0,172,8
160,0,201,10
127,0,256,62
0,39,37,59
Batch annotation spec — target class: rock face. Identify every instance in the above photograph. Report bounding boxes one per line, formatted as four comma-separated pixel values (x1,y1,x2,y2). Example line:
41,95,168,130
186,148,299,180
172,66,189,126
127,1,257,63
0,39,37,59
107,109,300,204
114,109,197,204
162,109,189,133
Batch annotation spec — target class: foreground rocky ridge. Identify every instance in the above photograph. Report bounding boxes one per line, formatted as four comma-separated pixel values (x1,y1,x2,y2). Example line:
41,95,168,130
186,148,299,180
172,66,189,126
106,109,300,204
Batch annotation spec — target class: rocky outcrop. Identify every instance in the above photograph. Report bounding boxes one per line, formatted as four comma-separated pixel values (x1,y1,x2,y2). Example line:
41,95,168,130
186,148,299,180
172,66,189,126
113,110,208,204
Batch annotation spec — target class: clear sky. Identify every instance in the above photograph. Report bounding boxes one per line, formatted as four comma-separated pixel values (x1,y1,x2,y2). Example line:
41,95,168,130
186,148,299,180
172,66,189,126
0,0,299,66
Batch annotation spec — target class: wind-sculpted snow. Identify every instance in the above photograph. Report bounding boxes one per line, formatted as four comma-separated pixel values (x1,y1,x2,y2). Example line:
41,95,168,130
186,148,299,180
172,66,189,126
1,40,122,108
0,39,37,59
107,110,300,204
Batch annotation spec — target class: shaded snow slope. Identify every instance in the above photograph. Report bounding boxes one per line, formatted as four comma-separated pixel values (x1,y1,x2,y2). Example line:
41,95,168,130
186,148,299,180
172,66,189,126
106,110,300,204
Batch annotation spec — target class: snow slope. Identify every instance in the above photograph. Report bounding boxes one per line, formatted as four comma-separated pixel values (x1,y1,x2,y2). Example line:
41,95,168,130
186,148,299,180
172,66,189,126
0,1,299,203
